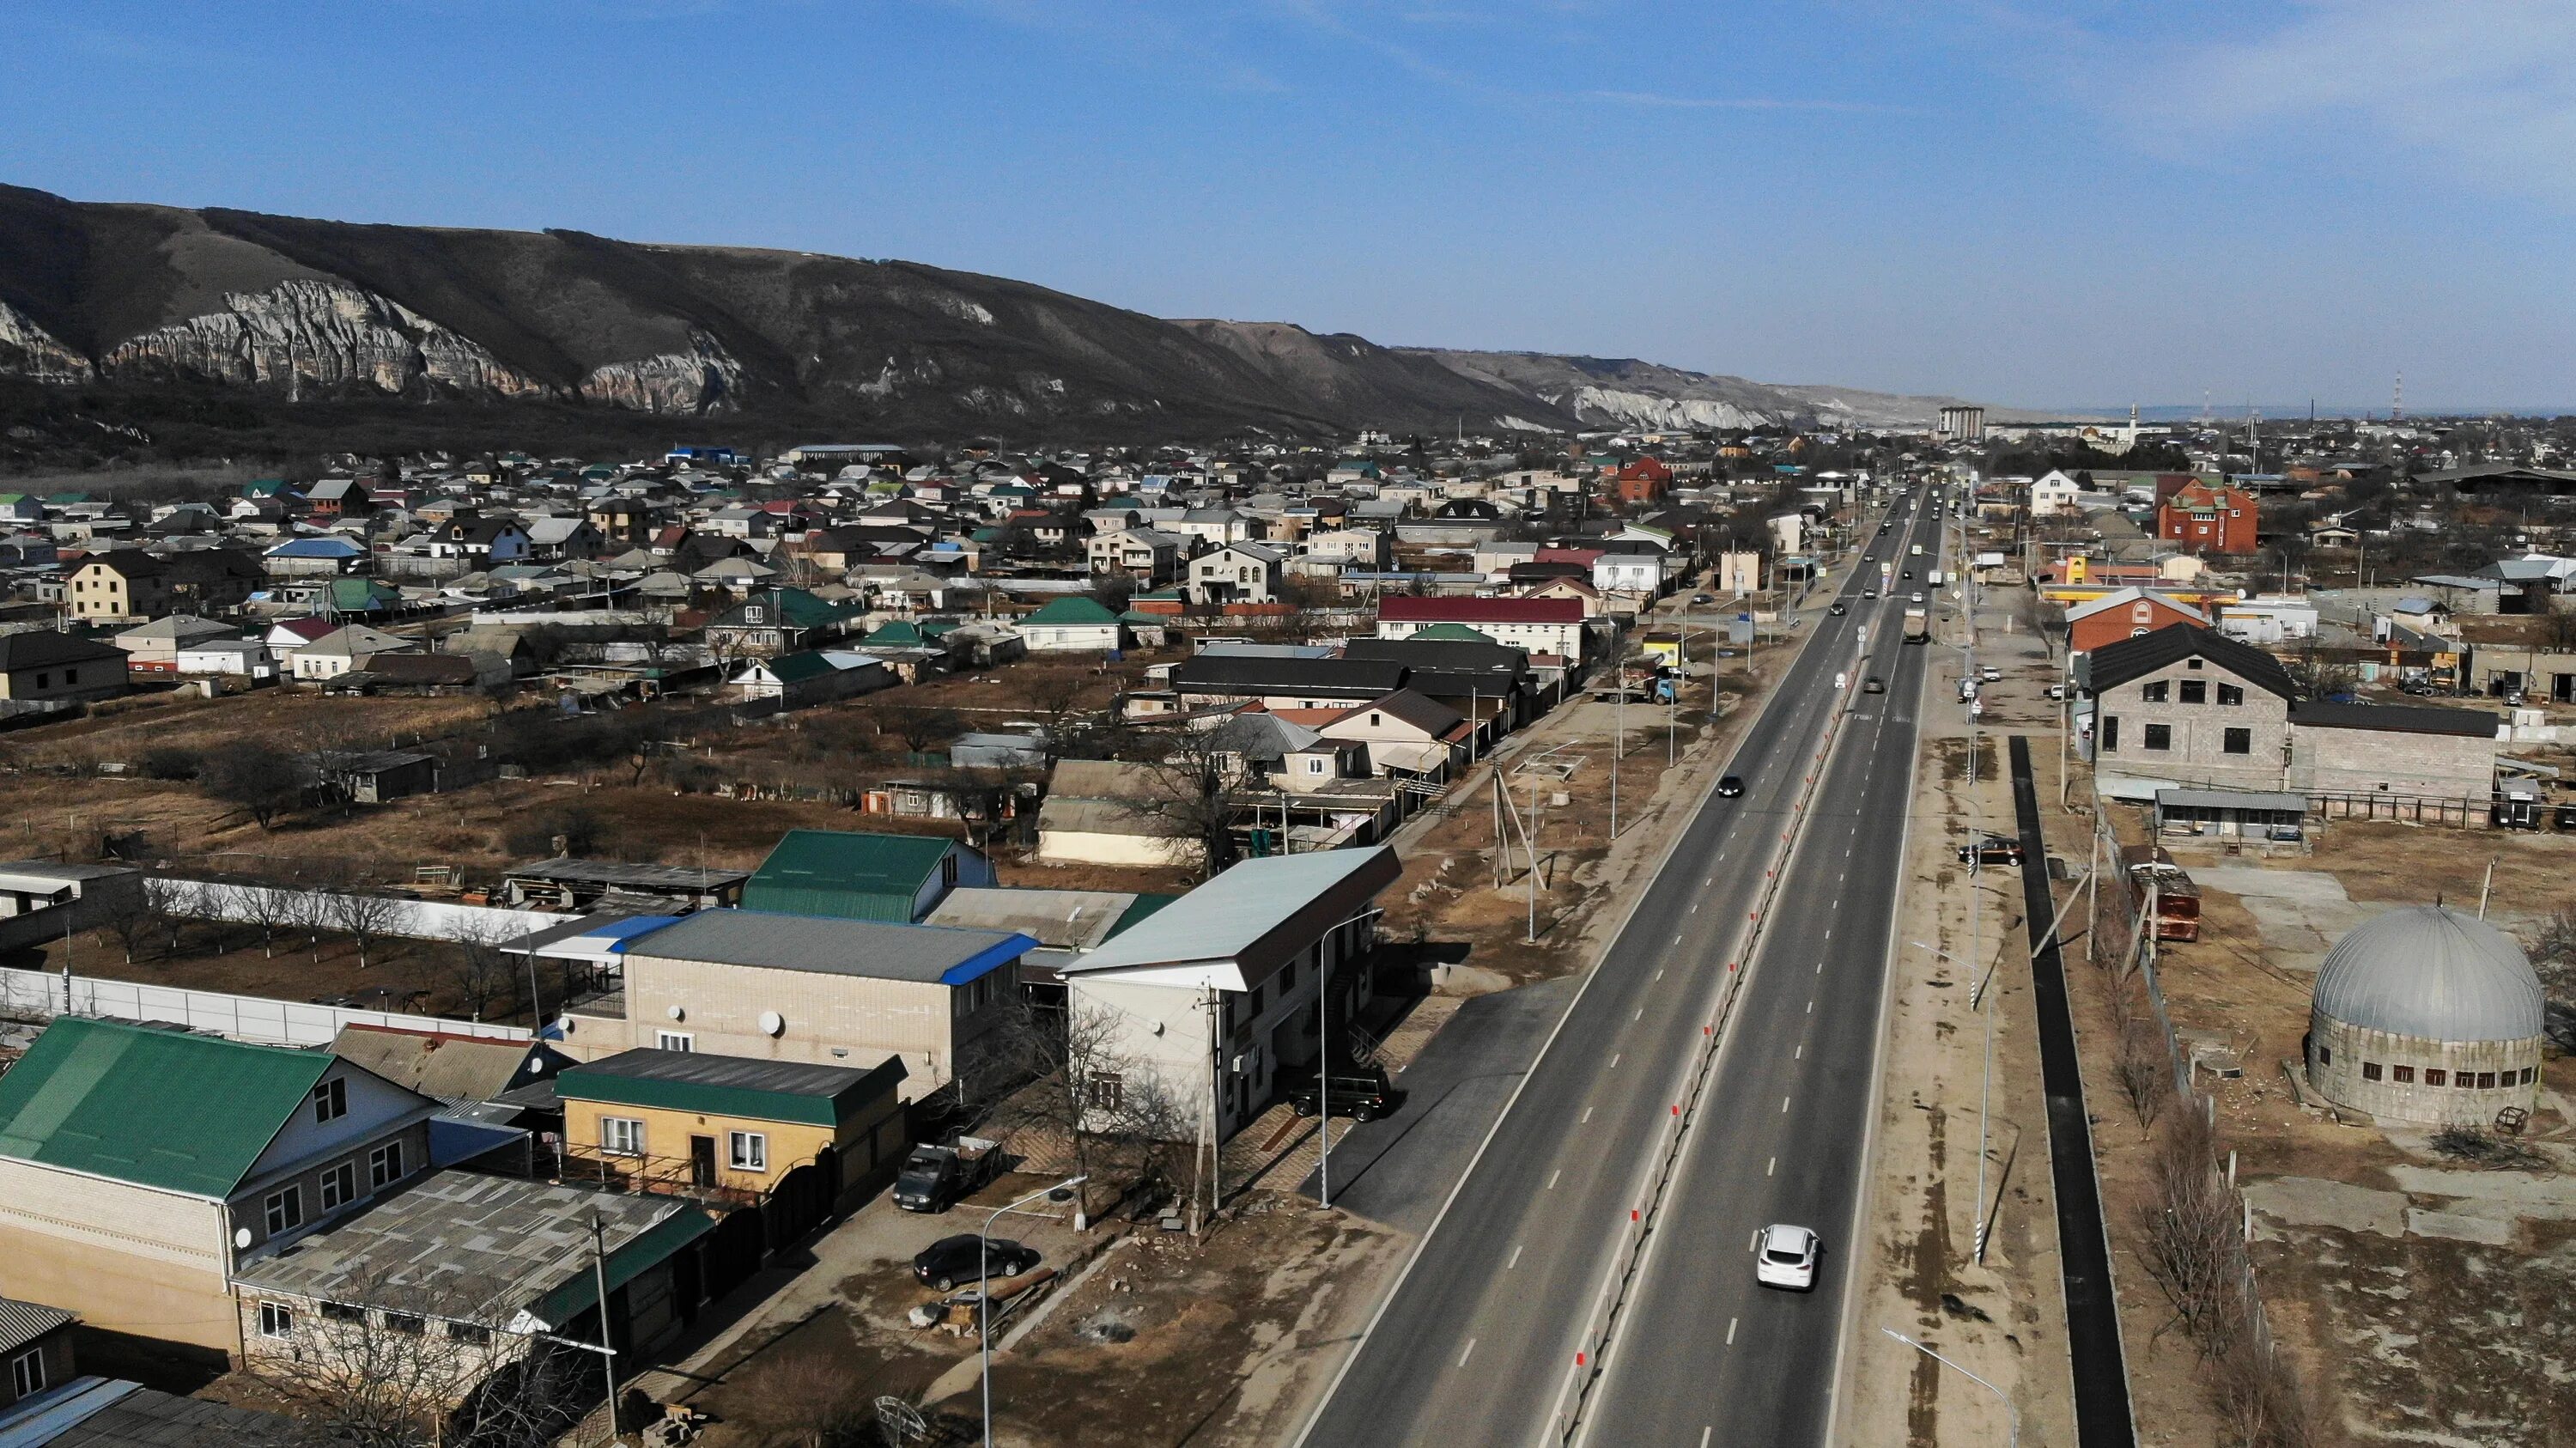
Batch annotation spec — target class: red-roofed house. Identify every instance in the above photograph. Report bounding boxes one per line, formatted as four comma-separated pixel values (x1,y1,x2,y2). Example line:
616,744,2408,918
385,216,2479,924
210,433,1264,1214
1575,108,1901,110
2064,587,2211,655
1608,457,1674,507
2157,481,2259,556
1376,595,1588,660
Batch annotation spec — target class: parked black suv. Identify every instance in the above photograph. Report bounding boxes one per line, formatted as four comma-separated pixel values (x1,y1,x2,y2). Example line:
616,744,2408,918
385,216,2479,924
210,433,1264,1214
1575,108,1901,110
913,1234,1039,1292
1286,1070,1400,1122
1955,834,2026,867
1716,775,1746,798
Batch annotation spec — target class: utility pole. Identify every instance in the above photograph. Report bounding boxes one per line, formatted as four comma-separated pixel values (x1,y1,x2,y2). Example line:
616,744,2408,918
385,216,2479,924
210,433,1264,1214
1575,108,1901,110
591,1214,619,1446
1609,617,1623,842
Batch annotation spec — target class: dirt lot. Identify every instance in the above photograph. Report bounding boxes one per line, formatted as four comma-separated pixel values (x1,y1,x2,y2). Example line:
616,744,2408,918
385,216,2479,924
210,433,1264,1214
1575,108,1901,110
2063,788,2576,1447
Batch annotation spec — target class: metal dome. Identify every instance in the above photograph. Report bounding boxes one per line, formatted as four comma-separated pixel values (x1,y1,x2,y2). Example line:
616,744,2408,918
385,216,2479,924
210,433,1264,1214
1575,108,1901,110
2311,905,2545,1043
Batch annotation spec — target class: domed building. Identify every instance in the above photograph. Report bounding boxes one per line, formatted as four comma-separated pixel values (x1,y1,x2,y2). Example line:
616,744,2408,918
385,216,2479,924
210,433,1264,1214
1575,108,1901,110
2305,904,2546,1127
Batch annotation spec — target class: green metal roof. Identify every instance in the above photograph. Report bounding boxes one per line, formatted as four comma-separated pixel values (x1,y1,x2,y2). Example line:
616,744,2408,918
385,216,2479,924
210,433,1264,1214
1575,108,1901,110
760,650,839,684
1021,596,1120,627
529,1206,717,1329
862,620,927,648
556,1049,903,1129
743,829,959,922
1413,623,1498,642
1109,892,1181,939
0,1018,330,1197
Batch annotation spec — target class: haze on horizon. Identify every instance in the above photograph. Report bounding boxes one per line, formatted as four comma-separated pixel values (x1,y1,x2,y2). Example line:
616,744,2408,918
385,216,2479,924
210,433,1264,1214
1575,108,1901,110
11,0,2573,416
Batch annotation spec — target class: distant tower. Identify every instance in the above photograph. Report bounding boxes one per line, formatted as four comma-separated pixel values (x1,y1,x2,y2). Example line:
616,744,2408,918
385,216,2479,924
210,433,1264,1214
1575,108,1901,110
2393,373,2404,422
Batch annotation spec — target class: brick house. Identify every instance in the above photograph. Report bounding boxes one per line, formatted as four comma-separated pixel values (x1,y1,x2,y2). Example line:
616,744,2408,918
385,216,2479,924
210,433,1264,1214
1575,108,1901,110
2063,587,2210,656
2156,481,2260,556
2287,702,2502,800
2079,625,2297,790
1607,457,1674,507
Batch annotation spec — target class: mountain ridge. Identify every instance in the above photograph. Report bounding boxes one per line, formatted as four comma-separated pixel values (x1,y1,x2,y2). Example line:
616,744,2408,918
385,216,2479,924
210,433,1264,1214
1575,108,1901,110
0,184,2015,442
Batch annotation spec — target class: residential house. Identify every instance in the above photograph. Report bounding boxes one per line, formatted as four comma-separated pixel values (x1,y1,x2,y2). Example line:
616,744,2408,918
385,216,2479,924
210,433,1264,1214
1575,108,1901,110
1317,690,1470,780
0,632,127,704
261,536,369,575
0,1299,75,1411
65,550,260,622
702,588,866,657
555,1049,909,1202
1376,595,1587,661
1170,655,1409,712
1607,457,1674,507
0,1018,436,1357
425,514,534,566
2156,481,2260,556
1015,596,1124,653
728,650,895,709
555,912,1036,1103
2063,587,2210,656
300,477,373,519
1299,527,1393,572
2030,469,2086,516
741,829,996,922
326,1025,570,1108
1036,759,1201,867
2078,625,2298,793
1187,543,1285,606
229,1171,714,1410
289,624,416,681
1086,528,1182,585
1062,847,1401,1142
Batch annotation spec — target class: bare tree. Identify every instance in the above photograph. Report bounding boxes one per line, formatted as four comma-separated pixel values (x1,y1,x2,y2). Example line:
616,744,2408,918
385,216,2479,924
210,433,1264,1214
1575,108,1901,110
1124,722,1249,879
976,995,1157,1223
203,742,307,830
233,879,301,959
231,1275,596,1448
448,918,520,1022
146,875,205,958
96,883,154,964
1012,670,1090,762
325,888,406,970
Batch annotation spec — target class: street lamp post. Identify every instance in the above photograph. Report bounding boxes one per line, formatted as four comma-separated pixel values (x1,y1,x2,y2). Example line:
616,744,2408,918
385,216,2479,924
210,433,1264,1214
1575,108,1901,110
1880,1328,2019,1448
981,1175,1088,1448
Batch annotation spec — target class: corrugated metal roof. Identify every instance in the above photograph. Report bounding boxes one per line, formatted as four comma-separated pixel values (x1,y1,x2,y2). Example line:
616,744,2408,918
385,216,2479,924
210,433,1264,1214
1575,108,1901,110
2313,905,2544,1043
1066,847,1400,976
0,1018,331,1197
744,830,962,922
0,1297,73,1356
626,910,1033,985
925,887,1139,951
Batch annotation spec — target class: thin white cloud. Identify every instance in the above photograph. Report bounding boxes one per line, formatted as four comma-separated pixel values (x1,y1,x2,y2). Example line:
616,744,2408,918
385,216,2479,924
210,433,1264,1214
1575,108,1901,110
2123,0,2576,204
1579,89,1906,114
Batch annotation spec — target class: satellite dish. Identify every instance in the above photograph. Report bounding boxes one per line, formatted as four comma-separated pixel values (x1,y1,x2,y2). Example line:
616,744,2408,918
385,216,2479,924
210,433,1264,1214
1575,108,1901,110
758,1010,785,1037
666,1004,686,1022
234,1226,253,1250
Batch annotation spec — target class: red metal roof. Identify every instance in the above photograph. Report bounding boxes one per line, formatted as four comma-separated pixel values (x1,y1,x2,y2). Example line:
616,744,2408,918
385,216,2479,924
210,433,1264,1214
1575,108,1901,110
1379,596,1584,624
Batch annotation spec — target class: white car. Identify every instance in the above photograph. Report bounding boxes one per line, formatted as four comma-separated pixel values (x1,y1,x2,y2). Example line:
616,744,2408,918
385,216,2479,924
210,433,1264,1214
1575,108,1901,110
1756,1224,1820,1291
1981,666,2002,682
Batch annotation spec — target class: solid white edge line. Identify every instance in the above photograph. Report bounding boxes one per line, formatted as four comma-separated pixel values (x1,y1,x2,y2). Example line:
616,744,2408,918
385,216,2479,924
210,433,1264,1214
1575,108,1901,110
1820,504,1938,1448
1289,542,1868,1448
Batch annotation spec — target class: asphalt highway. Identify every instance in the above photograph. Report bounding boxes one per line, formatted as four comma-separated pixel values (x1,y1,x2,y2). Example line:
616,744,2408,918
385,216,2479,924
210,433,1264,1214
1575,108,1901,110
1302,493,1947,1448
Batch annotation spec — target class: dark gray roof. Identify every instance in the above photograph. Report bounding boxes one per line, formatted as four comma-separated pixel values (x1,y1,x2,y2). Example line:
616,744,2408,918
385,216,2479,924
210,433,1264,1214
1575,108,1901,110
626,910,1031,983
1170,655,1408,697
25,1381,287,1447
2287,702,2500,739
1344,636,1530,676
0,630,125,671
2085,625,2296,700
568,1047,889,1098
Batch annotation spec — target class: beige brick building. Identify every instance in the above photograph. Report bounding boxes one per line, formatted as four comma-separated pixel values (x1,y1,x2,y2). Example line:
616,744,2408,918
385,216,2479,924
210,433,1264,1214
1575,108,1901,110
2287,702,2502,799
2082,625,2297,792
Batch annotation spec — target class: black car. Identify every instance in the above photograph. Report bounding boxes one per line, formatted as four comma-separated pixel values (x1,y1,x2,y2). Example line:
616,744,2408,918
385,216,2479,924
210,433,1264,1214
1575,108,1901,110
1717,775,1746,798
1956,834,2025,866
1862,676,1886,693
1286,1070,1399,1122
1901,569,1912,580
1829,602,1847,616
913,1234,1039,1292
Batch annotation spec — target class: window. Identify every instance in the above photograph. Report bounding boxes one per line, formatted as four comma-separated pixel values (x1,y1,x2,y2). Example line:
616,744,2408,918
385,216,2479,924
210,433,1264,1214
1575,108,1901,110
312,1078,347,1123
31,673,45,689
2141,681,2169,703
2424,1068,2446,1086
321,1301,365,1323
2361,1062,2383,1081
657,1031,695,1052
2317,1045,2331,1066
319,1160,357,1211
2392,1065,2415,1083
258,1302,295,1341
2101,716,2120,752
11,1347,45,1400
63,669,76,685
447,1322,491,1345
1306,757,1327,774
728,1131,768,1171
2178,679,2207,704
264,1186,303,1237
602,1117,646,1157
2223,727,2251,755
2187,657,2205,670
2218,684,2244,706
368,1141,404,1189
383,1313,424,1335
2477,1072,2497,1089
1086,1072,1125,1112
2455,1072,2476,1089
2142,723,2172,751
2525,1067,2540,1085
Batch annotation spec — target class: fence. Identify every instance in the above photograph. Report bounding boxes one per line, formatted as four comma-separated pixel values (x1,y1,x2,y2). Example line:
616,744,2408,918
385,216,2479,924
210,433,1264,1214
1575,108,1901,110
0,964,530,1047
145,877,543,945
2087,791,2282,1367
2307,791,2482,827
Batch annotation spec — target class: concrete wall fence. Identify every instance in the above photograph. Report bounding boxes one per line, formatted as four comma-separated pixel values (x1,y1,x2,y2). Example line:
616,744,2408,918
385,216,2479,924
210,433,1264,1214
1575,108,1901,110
0,966,529,1047
147,877,542,945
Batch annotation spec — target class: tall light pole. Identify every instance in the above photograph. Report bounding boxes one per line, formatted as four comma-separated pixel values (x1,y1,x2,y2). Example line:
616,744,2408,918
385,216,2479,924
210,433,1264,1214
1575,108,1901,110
1880,1328,2018,1448
981,1175,1088,1448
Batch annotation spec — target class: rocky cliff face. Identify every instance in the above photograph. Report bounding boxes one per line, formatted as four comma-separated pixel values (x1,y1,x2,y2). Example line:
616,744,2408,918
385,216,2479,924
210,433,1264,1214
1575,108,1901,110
576,327,745,413
99,279,553,399
0,301,94,385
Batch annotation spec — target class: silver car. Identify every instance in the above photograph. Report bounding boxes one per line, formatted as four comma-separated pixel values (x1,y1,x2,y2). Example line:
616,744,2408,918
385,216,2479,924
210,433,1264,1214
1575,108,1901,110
1756,1224,1820,1291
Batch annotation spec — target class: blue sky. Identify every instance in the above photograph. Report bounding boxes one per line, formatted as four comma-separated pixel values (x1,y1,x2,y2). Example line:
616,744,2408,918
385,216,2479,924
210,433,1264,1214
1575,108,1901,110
9,0,2574,411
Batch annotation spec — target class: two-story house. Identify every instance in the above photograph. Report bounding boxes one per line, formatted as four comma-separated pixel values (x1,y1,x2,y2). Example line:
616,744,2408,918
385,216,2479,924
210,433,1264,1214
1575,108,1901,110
1086,528,1182,585
0,1019,436,1360
65,550,261,623
1186,543,1284,606
2078,624,2297,791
